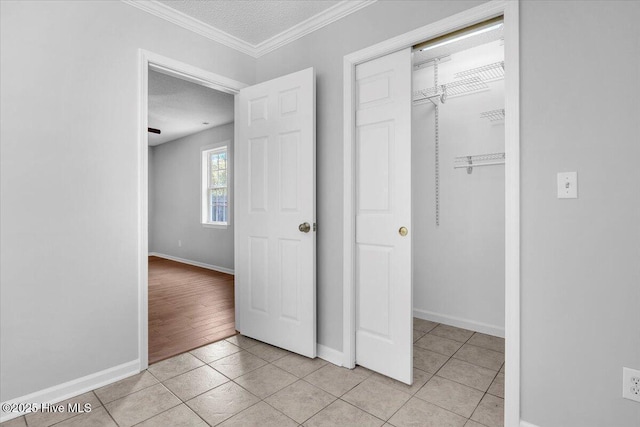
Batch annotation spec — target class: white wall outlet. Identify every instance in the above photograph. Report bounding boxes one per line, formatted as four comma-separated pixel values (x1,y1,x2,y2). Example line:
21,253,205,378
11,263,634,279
178,240,182,247
557,172,578,198
623,367,640,402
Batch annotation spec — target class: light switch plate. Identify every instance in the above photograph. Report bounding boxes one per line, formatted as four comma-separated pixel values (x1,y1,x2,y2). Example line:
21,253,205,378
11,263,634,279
557,172,578,198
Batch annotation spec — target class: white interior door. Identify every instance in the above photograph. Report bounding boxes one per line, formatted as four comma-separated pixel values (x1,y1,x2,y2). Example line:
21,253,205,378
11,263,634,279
235,68,316,358
355,49,412,384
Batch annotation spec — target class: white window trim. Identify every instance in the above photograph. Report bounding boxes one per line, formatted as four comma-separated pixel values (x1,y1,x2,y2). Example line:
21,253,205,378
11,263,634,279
201,142,231,228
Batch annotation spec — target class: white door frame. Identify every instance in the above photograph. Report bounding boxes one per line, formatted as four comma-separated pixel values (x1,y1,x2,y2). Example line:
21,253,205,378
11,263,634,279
342,0,520,425
137,50,247,370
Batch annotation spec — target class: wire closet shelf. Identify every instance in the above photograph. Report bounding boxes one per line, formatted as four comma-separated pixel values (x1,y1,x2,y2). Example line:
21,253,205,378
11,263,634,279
413,61,504,105
454,152,505,174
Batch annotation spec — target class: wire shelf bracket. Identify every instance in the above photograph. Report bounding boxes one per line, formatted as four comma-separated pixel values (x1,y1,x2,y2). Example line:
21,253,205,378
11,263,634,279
480,108,505,122
413,86,444,106
413,76,489,105
454,152,505,174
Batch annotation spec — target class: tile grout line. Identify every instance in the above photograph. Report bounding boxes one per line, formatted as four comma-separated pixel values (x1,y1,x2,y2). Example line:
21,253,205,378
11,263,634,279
104,346,247,427
227,357,335,426
293,379,340,426
260,398,309,426
409,326,504,424
466,364,504,426
386,323,460,423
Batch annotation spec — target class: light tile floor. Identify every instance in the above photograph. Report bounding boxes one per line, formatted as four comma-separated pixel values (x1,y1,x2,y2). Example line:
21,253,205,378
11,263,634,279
2,320,504,427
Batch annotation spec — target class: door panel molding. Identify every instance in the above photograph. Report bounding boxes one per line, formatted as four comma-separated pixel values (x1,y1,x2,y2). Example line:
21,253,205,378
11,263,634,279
236,67,316,358
354,47,412,384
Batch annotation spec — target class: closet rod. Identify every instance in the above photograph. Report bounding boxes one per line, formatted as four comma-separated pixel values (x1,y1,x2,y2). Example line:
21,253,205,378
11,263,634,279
413,16,504,51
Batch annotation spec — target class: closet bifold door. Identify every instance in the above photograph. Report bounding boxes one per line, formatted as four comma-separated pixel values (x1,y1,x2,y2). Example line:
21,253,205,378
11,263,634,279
354,47,413,384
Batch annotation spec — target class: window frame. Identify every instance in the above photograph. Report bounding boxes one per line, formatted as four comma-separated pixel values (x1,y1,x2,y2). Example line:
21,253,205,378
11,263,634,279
201,143,230,228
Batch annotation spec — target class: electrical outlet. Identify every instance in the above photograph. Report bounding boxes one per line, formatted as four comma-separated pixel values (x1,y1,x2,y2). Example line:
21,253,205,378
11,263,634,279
178,240,182,248
623,367,640,402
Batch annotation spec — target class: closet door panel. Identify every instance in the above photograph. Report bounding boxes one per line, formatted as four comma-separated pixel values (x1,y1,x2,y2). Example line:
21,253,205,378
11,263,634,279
354,48,412,385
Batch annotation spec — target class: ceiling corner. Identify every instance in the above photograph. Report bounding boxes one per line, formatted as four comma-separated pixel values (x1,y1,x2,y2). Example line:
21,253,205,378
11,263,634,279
121,0,260,57
253,0,378,57
122,0,377,58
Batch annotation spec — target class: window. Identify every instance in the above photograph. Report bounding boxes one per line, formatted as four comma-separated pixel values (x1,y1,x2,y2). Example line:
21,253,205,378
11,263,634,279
202,145,229,226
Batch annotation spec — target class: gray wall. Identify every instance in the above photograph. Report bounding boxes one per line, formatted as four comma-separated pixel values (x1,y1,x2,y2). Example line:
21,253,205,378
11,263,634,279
149,124,234,271
519,1,640,426
0,0,254,402
413,42,505,334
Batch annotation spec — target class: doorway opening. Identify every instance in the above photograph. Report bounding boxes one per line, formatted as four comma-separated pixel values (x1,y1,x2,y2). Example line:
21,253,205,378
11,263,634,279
343,1,519,425
138,51,247,369
146,68,236,364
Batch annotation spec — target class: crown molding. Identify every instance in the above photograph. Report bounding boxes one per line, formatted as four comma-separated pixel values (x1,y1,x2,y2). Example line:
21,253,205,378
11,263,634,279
122,0,377,58
254,0,377,56
122,0,256,56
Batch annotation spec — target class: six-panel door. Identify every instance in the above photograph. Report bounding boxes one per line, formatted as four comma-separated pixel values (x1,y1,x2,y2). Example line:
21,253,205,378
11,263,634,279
235,68,316,358
355,49,413,384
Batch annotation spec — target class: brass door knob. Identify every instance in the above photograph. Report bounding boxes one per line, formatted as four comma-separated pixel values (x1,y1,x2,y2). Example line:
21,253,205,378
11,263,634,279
399,226,408,236
299,222,311,233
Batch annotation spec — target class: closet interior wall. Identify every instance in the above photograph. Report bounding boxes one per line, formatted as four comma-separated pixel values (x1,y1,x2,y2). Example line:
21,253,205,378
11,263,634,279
412,40,505,335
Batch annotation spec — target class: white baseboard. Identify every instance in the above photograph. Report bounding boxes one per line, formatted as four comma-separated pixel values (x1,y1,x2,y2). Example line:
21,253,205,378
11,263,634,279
413,308,505,338
521,421,541,427
149,252,234,275
0,359,140,423
317,344,344,366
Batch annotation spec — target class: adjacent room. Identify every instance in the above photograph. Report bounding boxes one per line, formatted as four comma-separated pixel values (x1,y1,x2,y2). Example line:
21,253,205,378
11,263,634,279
147,70,236,364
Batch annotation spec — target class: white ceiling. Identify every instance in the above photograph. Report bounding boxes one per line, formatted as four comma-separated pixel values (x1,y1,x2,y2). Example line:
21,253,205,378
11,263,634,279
123,0,376,57
157,0,341,45
148,70,234,146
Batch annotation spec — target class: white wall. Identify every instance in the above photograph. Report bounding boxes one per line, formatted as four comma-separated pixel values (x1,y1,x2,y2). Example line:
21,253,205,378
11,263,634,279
0,0,254,402
149,124,234,271
412,42,505,335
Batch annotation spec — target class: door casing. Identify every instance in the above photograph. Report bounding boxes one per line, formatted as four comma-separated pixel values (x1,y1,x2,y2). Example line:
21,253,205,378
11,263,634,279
137,50,247,370
342,0,520,425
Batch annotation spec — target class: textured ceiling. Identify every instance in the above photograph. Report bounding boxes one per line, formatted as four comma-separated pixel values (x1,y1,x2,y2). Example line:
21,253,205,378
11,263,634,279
156,0,341,45
148,70,234,146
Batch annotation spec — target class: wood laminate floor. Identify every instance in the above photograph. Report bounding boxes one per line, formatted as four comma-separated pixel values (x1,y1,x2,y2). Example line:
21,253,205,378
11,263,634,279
148,256,236,365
